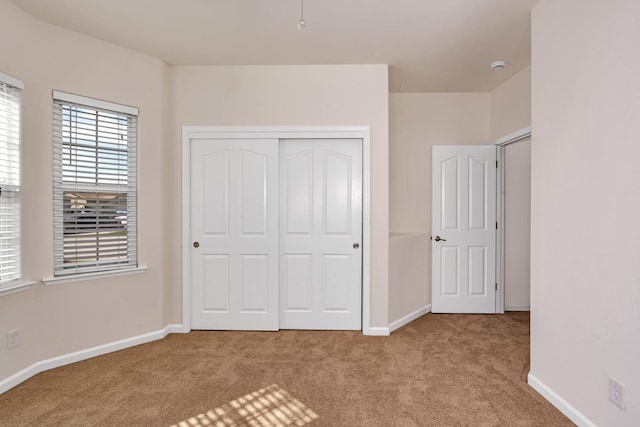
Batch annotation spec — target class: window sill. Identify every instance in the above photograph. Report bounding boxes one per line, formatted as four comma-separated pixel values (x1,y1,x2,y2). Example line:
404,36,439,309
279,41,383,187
0,280,37,297
42,266,147,286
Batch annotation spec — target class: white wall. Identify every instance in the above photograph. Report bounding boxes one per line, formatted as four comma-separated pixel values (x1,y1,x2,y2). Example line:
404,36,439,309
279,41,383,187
0,0,168,381
490,65,532,311
167,65,390,327
531,0,640,425
388,93,490,318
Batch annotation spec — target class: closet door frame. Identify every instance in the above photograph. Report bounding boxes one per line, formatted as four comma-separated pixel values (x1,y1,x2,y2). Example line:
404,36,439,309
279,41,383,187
181,126,372,334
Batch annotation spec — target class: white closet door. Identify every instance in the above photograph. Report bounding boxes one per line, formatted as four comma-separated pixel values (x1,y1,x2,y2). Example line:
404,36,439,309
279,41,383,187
280,139,362,330
190,139,279,330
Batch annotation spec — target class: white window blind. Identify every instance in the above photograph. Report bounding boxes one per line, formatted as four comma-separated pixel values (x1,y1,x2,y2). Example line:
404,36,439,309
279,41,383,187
53,92,138,276
0,76,22,286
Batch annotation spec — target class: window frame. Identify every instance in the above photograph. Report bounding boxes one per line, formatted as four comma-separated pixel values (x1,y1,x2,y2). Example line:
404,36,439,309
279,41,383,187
0,71,32,296
52,91,139,278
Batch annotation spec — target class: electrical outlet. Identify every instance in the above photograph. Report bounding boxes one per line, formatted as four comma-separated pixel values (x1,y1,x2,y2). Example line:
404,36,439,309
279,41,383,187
7,328,20,350
609,378,625,410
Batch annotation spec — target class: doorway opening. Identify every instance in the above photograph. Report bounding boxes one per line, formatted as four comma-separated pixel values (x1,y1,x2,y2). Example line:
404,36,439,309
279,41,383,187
494,127,531,313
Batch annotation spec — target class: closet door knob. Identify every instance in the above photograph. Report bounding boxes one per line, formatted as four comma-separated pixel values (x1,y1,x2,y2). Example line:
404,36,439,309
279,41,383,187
193,241,200,248
353,243,360,249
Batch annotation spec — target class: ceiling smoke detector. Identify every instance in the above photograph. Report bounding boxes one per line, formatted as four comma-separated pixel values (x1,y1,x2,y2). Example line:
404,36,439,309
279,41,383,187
490,60,506,72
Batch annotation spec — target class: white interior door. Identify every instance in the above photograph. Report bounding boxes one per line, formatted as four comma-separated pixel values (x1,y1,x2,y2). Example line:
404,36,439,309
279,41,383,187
280,139,362,330
431,145,497,313
190,139,279,330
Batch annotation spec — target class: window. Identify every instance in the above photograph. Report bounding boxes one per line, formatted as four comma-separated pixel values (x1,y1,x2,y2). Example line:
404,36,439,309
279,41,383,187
0,73,23,287
53,92,138,276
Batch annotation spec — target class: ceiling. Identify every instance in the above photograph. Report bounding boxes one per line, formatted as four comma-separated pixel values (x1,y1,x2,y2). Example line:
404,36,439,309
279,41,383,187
9,0,538,92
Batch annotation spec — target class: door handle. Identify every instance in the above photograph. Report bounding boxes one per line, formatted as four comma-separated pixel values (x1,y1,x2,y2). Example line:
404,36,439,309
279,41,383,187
193,241,200,248
433,236,446,242
353,243,360,249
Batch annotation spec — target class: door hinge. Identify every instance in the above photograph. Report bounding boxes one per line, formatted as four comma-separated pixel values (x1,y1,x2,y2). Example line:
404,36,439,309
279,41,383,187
495,283,498,290
496,160,498,168
496,222,498,230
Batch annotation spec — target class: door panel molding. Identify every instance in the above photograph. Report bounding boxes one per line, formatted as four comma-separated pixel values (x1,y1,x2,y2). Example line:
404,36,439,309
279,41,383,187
182,126,372,334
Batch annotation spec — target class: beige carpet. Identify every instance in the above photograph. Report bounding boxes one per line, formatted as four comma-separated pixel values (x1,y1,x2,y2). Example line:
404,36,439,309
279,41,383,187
0,313,572,426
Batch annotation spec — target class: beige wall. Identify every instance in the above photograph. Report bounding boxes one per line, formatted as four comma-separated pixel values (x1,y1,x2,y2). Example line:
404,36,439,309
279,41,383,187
531,0,640,424
389,233,429,324
0,0,168,380
167,65,390,327
490,65,531,141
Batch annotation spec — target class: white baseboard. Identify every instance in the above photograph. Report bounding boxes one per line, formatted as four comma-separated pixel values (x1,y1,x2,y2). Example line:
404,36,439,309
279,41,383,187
365,326,390,336
505,305,530,311
389,305,431,333
165,324,185,334
527,372,596,427
0,323,183,395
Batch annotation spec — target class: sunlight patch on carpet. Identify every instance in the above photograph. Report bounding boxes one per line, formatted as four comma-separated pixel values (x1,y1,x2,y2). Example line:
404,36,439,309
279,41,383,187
170,384,319,427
